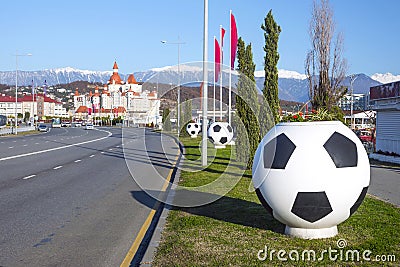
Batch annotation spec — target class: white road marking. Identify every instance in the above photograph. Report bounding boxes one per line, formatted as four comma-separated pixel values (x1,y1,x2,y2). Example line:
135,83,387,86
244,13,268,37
35,143,40,145
9,146,14,149
101,152,105,154
23,175,36,180
0,129,112,162
109,148,113,151
90,155,95,158
74,159,82,163
53,166,63,170
23,144,28,147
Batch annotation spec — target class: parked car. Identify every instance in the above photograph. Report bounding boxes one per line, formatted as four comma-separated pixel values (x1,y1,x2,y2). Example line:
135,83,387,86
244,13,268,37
38,124,49,132
61,121,71,127
359,130,372,143
85,123,94,130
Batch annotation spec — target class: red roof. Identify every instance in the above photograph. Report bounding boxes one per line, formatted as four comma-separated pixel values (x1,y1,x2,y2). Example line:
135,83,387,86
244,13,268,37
0,94,61,104
113,61,118,70
113,106,126,113
127,74,138,84
0,95,17,102
108,72,124,85
76,106,88,113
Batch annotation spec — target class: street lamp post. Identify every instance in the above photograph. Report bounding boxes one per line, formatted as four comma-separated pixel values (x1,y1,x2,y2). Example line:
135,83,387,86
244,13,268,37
201,0,208,166
161,38,185,137
14,51,32,135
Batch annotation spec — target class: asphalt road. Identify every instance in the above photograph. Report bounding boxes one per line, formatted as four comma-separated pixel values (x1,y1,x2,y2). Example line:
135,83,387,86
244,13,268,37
0,126,179,267
369,165,400,207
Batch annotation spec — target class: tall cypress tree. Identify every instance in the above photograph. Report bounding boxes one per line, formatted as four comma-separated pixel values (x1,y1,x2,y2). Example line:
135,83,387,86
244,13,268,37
261,10,281,128
235,37,260,169
180,99,192,136
162,107,171,132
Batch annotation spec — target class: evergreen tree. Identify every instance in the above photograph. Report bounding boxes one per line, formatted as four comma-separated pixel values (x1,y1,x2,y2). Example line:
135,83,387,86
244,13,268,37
162,107,171,132
235,37,260,169
180,99,192,136
261,10,281,129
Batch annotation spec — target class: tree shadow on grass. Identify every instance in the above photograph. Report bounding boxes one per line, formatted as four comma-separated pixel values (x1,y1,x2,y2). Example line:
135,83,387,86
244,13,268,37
130,189,285,234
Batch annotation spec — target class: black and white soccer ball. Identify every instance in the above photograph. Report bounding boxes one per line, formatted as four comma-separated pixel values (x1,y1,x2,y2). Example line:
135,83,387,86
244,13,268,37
186,122,201,138
207,122,234,148
252,121,370,237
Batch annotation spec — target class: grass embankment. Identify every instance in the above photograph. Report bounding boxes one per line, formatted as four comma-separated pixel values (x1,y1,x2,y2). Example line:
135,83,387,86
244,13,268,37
153,137,399,266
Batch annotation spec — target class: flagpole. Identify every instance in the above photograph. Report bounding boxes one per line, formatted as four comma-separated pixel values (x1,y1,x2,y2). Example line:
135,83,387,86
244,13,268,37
31,79,34,125
219,25,223,121
201,0,208,166
213,36,216,123
228,10,232,125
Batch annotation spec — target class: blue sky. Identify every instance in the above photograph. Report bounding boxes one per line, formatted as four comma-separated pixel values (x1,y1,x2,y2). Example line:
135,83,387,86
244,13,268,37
1,0,399,76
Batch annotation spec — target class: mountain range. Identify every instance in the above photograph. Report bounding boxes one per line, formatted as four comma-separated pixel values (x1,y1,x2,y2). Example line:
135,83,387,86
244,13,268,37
0,66,394,103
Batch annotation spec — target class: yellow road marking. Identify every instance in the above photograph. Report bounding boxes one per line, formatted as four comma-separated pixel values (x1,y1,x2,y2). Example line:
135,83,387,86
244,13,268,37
120,148,180,267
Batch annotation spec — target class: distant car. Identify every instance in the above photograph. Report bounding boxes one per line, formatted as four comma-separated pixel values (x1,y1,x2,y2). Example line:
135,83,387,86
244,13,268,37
61,121,71,127
85,123,94,130
73,122,82,127
38,124,49,132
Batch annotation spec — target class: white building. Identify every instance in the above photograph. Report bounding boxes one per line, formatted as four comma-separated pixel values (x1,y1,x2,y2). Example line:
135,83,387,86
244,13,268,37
74,61,160,125
0,96,22,118
370,81,400,155
0,94,68,122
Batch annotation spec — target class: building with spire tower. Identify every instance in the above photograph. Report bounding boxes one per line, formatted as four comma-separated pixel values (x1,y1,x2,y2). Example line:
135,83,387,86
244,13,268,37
73,61,160,125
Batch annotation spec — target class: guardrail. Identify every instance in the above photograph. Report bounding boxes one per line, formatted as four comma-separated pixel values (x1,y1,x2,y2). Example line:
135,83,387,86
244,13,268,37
0,126,36,136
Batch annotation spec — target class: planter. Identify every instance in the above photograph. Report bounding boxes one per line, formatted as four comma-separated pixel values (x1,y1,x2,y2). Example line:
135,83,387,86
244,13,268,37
207,122,234,148
252,121,370,239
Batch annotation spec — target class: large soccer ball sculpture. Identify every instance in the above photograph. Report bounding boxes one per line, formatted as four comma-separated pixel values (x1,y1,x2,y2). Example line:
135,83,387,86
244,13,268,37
252,121,370,239
186,122,201,138
207,122,234,148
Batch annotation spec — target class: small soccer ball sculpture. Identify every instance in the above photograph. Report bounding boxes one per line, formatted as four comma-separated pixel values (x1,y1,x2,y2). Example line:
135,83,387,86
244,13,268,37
252,121,370,239
207,122,234,148
186,122,201,138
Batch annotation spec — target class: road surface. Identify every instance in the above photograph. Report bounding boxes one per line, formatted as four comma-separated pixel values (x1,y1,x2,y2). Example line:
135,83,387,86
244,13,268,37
0,127,179,267
369,165,400,207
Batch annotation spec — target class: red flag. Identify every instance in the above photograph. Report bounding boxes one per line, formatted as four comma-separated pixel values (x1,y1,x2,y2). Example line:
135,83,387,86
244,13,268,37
230,12,238,69
221,27,226,48
214,38,221,82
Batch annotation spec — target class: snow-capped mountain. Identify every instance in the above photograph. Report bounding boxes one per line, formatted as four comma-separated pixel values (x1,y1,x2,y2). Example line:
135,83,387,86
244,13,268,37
0,66,385,103
371,73,400,84
255,69,307,80
0,67,114,86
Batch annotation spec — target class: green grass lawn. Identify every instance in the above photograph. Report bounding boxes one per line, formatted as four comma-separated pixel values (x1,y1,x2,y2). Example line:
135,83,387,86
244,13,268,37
152,137,399,266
